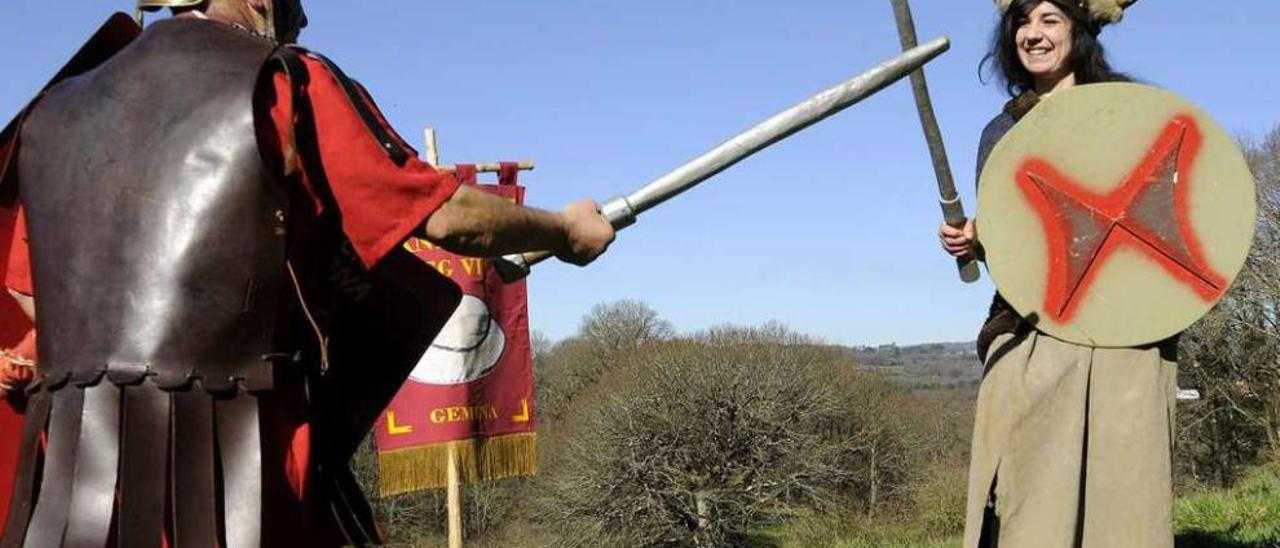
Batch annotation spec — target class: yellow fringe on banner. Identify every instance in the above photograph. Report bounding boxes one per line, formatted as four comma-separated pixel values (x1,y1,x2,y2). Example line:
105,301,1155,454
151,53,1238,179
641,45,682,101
377,433,538,497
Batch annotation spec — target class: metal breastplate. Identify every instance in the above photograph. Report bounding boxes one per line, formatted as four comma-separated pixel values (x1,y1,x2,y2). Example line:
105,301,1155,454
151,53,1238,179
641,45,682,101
19,18,285,394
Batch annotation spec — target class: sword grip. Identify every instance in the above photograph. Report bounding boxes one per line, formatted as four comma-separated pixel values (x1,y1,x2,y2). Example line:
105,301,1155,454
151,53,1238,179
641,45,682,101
493,196,634,283
941,196,980,283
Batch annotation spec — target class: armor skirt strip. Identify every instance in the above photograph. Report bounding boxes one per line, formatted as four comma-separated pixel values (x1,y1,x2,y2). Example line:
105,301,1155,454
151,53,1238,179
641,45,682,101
22,388,84,548
215,394,261,548
172,388,217,548
118,384,170,548
0,391,50,548
63,383,121,547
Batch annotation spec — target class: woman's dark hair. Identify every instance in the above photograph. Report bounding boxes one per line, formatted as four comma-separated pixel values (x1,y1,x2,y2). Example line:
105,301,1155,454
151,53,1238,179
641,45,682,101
980,0,1129,97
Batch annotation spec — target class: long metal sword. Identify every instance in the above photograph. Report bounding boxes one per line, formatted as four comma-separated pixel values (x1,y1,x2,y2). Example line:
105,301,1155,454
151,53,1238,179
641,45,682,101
891,0,980,282
494,37,952,281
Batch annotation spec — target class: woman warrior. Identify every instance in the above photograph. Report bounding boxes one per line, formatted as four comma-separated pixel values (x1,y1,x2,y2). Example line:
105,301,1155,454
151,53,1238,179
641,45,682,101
940,1,1179,547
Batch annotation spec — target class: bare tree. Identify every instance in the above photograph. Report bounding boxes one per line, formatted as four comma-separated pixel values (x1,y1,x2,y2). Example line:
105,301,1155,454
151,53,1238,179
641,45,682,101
531,329,553,363
1178,125,1280,486
580,299,675,356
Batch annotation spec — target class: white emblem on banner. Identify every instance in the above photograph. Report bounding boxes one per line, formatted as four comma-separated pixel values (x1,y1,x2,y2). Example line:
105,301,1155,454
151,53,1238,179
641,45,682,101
409,294,507,385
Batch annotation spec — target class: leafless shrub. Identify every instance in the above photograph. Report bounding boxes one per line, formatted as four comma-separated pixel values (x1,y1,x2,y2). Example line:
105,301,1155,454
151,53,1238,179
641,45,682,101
1178,125,1280,486
535,326,920,547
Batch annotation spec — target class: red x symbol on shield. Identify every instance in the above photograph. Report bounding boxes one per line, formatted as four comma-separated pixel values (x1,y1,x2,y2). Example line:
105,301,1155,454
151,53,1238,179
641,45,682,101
1016,115,1227,324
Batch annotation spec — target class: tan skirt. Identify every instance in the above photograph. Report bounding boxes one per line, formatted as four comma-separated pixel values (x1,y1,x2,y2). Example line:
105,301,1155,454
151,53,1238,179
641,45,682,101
962,331,1177,548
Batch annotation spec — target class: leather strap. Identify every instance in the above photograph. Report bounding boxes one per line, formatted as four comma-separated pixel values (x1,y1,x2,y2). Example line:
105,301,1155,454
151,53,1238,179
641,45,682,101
22,389,85,548
273,48,340,215
0,390,50,548
215,394,262,548
172,388,217,548
117,384,170,548
63,383,122,547
306,52,411,167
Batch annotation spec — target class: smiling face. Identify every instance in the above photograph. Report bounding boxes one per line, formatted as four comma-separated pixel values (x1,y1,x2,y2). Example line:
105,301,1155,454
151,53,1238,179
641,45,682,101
1015,2,1076,92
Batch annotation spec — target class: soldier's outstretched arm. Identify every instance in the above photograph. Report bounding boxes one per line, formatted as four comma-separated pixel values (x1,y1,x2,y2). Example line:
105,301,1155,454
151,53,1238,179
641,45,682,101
423,184,614,266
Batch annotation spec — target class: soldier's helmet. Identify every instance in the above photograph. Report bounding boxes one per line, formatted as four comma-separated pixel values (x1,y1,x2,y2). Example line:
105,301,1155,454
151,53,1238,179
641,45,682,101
136,0,307,43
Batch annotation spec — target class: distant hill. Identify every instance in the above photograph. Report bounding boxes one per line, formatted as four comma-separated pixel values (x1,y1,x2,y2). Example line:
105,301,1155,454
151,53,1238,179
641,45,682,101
843,342,982,390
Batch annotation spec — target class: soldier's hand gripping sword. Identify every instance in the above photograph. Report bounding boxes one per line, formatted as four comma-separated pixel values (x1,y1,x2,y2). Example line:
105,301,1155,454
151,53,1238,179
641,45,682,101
891,0,981,283
494,37,952,282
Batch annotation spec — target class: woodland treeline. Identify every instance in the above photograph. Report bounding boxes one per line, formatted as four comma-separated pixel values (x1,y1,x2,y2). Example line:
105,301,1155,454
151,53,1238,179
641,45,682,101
1176,125,1280,488
351,126,1280,547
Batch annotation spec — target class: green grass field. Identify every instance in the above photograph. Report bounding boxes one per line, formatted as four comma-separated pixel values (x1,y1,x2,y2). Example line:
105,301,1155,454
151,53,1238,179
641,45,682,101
1174,463,1280,547
770,463,1280,548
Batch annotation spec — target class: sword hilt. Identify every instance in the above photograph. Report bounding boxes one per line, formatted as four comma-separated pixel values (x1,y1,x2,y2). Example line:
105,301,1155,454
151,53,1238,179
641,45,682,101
492,250,540,282
940,195,980,283
493,196,636,283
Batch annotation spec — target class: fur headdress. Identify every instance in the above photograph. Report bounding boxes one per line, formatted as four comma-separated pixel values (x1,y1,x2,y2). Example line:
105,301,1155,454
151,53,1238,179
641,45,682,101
995,0,1137,25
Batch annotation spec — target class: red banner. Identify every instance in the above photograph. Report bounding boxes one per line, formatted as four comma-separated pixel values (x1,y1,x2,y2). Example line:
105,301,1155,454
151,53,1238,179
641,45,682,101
373,164,536,495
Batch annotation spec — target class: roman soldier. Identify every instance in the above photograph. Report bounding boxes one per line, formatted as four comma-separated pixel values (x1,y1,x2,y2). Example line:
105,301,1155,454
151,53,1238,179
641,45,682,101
0,1,614,546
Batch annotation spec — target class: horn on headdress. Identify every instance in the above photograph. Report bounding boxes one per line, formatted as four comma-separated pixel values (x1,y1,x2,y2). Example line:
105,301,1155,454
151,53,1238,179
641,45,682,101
993,0,1137,24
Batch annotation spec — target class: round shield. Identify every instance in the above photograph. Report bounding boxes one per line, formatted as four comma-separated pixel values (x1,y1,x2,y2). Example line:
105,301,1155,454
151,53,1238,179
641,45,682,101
978,83,1256,347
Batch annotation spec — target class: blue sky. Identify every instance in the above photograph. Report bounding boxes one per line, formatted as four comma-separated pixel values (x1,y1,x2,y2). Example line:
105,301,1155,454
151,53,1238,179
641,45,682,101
2,2,1276,346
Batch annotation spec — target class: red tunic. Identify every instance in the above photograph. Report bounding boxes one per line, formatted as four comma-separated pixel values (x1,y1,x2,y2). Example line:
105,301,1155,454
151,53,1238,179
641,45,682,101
1,53,460,544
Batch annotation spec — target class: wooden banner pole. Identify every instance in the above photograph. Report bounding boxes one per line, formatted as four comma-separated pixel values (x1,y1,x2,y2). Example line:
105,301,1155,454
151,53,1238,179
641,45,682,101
424,126,542,547
424,127,440,167
447,448,463,548
439,161,535,173
426,126,464,548
423,128,535,173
